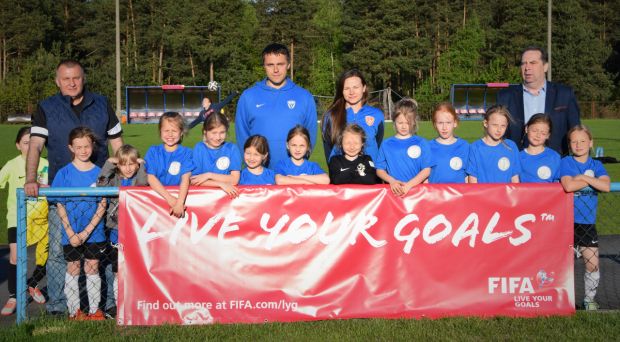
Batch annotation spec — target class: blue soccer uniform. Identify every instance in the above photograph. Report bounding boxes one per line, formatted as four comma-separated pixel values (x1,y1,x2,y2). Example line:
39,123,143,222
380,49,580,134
235,79,317,168
375,136,434,182
51,163,106,245
466,139,521,183
519,148,561,183
560,156,608,225
144,144,195,186
239,168,276,185
428,138,469,183
192,141,242,176
274,158,325,176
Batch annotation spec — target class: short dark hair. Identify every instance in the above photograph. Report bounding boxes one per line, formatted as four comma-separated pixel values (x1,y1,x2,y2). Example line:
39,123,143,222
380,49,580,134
521,46,548,64
15,126,31,144
56,59,84,72
262,43,290,64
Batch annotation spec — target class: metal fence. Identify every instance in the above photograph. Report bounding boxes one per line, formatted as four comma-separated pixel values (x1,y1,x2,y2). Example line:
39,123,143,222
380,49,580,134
14,184,620,323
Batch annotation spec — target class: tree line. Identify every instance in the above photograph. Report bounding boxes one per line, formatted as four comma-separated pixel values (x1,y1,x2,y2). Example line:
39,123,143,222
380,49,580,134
0,0,618,120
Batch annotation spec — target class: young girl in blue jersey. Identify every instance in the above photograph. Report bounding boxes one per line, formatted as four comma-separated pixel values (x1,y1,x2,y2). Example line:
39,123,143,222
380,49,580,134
428,103,469,183
97,144,148,314
466,105,521,183
376,98,433,195
560,125,610,310
519,114,561,183
328,123,378,185
190,112,241,197
275,125,329,185
145,112,194,218
52,126,107,320
239,135,276,185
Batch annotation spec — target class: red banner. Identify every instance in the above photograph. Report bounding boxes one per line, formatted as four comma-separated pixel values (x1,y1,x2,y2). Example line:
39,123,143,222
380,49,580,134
118,184,575,325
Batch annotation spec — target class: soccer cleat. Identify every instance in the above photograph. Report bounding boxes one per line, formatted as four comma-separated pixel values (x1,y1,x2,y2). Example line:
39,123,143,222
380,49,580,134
28,286,46,304
1,298,16,316
69,309,88,321
584,300,599,311
87,309,105,321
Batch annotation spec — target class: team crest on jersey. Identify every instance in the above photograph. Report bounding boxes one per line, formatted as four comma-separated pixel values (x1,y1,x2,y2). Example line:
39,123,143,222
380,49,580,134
584,169,595,177
288,100,296,109
216,156,230,170
365,115,375,126
537,166,551,180
449,157,463,170
497,157,510,171
407,145,421,159
356,163,366,176
169,161,181,175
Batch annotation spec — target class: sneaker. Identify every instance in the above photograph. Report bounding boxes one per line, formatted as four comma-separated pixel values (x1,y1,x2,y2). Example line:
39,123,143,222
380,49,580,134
87,309,105,321
28,286,46,304
69,309,88,321
105,306,117,319
584,300,599,311
1,298,16,316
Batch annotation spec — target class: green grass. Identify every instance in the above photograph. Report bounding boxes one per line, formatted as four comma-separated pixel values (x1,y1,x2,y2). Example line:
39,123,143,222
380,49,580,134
2,311,620,340
1,119,619,243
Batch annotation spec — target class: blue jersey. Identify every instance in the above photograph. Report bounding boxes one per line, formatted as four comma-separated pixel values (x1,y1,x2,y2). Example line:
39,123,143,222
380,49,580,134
192,141,241,176
109,229,118,244
428,138,469,183
235,78,317,168
51,163,105,245
375,135,434,182
329,105,385,162
466,139,521,183
519,148,561,183
145,144,195,186
239,167,276,185
274,158,325,176
560,156,608,224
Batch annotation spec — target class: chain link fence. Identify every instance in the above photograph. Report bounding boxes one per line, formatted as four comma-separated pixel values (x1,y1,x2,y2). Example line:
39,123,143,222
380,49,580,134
13,185,620,323
15,187,118,323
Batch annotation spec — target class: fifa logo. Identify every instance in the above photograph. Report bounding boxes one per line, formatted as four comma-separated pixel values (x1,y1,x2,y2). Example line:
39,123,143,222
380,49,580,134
488,277,534,294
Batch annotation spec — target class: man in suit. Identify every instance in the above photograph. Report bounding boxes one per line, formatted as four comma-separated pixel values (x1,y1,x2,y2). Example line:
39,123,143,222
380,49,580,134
497,46,580,155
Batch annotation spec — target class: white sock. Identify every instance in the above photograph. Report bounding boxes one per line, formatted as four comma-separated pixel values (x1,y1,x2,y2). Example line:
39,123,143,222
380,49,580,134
86,274,101,314
64,273,79,315
114,274,118,306
584,270,600,302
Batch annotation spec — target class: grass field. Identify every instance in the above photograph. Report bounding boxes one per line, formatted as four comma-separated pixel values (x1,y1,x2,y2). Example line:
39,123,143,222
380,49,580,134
1,311,620,340
1,119,619,243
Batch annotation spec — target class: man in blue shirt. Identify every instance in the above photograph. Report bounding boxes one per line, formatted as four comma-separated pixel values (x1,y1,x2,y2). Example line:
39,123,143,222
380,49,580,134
497,46,581,155
235,43,317,167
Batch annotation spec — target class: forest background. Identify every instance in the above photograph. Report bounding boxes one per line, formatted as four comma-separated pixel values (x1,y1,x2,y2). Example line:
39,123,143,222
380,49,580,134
0,0,619,119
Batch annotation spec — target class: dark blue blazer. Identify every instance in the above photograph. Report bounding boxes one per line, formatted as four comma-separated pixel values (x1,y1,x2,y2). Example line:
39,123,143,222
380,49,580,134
496,82,581,156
